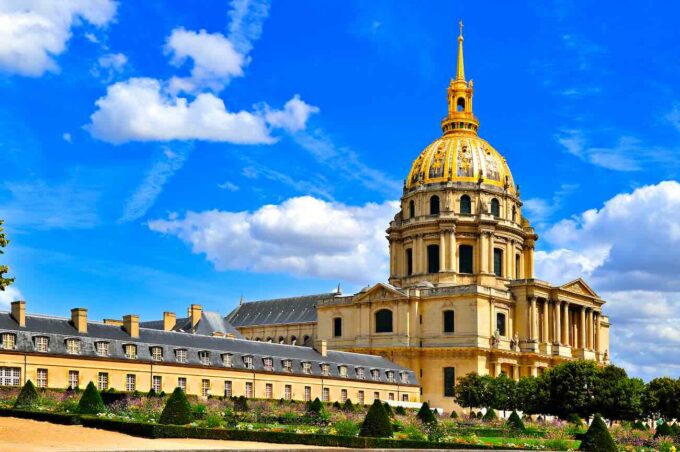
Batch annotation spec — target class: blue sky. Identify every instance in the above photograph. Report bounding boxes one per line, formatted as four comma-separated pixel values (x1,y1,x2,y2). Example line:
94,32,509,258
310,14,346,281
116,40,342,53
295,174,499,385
2,0,680,379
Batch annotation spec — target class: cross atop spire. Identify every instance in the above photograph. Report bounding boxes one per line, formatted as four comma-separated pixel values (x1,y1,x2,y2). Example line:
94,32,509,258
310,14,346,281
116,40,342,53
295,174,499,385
456,20,465,81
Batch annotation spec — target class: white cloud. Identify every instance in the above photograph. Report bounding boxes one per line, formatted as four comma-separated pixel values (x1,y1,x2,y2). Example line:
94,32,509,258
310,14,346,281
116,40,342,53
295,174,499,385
62,132,72,143
119,146,191,223
0,286,22,308
227,0,270,55
166,28,245,94
218,181,239,192
0,0,117,76
92,52,127,81
148,196,398,284
86,78,317,144
265,95,320,133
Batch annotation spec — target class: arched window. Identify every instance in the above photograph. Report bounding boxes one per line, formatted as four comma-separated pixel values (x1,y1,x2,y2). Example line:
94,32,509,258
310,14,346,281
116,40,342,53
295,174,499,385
443,310,455,333
493,248,503,277
459,245,473,274
512,205,517,222
490,198,500,217
303,335,310,345
290,335,297,345
278,336,285,344
254,337,261,342
430,195,440,215
375,309,393,333
460,195,471,215
457,97,465,112
427,244,440,273
333,317,342,337
266,337,273,343
408,200,415,219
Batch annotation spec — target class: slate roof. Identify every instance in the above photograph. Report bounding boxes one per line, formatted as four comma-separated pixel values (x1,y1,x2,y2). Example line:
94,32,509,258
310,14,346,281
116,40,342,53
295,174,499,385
226,293,335,327
140,310,242,338
0,312,417,385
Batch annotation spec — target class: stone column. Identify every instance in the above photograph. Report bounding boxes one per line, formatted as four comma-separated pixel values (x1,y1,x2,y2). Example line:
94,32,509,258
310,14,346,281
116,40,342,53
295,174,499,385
449,228,457,272
541,299,549,343
506,240,513,279
554,300,562,345
594,312,600,352
529,296,537,341
493,362,501,377
417,234,425,274
439,233,446,271
579,306,586,349
488,234,495,274
562,302,570,346
586,309,592,350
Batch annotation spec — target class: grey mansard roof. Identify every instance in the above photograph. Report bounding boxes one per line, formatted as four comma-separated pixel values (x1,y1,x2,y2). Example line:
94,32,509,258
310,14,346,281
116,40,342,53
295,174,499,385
0,312,417,385
226,293,336,327
140,310,242,338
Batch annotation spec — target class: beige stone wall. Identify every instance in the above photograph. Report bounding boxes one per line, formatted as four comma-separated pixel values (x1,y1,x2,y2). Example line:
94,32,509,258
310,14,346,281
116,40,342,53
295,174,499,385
0,351,419,403
236,323,316,346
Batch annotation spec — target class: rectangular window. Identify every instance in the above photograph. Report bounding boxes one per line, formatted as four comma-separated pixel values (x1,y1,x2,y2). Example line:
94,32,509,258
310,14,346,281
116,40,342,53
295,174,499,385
373,391,380,401
151,347,163,361
321,364,329,376
304,386,311,402
459,245,473,274
265,383,273,399
37,368,48,388
263,357,273,371
1,333,15,350
402,394,409,402
427,244,440,273
356,367,365,379
389,393,394,401
401,372,409,384
98,372,109,391
443,310,455,333
406,248,413,276
245,382,253,398
371,369,380,381
302,362,311,374
340,389,347,402
0,367,20,386
493,248,503,277
199,351,210,365
333,317,342,337
35,336,49,352
243,356,253,369
224,381,232,397
358,390,364,404
282,359,292,372
496,312,507,336
322,387,329,402
223,354,233,367
387,371,395,383
339,366,347,378
96,342,109,357
124,344,137,359
444,367,456,397
66,339,80,355
178,377,186,391
126,374,136,392
284,384,292,400
515,254,521,279
176,349,187,363
152,375,162,393
201,379,210,397
68,370,79,389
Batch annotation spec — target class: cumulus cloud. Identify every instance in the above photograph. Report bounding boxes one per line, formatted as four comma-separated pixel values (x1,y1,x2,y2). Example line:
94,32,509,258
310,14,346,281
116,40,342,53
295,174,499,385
92,52,127,81
0,0,117,76
148,196,398,284
86,78,317,144
0,286,22,308
264,95,320,133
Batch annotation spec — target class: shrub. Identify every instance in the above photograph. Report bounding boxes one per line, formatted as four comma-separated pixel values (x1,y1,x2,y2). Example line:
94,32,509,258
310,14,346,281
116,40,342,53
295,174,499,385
191,404,207,420
476,411,484,419
77,382,106,415
482,408,496,422
402,423,427,441
566,412,583,426
383,402,394,417
332,401,342,409
416,402,437,425
147,389,157,398
334,419,360,437
580,414,617,452
506,410,525,430
654,422,673,438
450,410,458,419
199,412,224,428
14,380,39,410
343,398,355,412
670,422,680,435
633,420,647,430
359,399,393,438
395,406,406,416
233,395,248,412
307,397,324,415
159,387,192,425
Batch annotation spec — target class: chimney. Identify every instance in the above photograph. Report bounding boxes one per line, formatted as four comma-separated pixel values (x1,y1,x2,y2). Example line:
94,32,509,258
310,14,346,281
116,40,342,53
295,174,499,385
71,308,87,333
314,339,327,357
11,301,25,327
123,314,139,338
163,312,176,331
189,304,202,329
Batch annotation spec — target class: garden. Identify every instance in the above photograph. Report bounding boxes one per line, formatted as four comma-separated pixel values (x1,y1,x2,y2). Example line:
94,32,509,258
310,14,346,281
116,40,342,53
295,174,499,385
0,360,679,451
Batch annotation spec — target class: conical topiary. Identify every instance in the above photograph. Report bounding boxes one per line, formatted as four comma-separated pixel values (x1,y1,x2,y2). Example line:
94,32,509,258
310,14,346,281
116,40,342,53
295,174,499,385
477,411,484,419
383,401,394,417
307,397,324,415
77,381,106,414
670,422,680,435
450,410,459,419
14,380,39,409
482,408,497,422
332,401,342,409
159,387,192,425
632,420,647,430
233,395,248,411
507,410,525,430
395,405,407,416
147,388,157,398
416,401,437,424
579,414,617,452
654,422,673,438
359,399,393,438
343,398,354,412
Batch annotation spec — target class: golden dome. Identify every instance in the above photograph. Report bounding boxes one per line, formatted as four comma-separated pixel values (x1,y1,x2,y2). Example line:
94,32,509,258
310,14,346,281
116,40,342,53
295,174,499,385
405,134,515,192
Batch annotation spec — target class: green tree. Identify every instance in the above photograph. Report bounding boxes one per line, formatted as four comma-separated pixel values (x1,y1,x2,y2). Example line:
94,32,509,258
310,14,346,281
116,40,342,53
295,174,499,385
454,373,493,413
77,381,106,414
306,397,324,415
14,380,39,410
642,377,679,420
506,410,525,430
359,399,393,438
491,374,517,414
543,361,599,418
159,387,192,425
416,401,437,424
515,376,548,415
594,365,644,422
579,414,617,451
0,220,15,291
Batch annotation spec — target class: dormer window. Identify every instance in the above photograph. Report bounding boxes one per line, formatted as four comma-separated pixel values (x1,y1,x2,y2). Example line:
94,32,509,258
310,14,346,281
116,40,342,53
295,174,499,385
339,365,348,377
1,333,16,350
175,349,187,363
150,346,163,361
282,359,292,372
387,371,395,383
66,338,81,355
222,353,233,367
356,367,365,379
321,363,330,376
95,341,109,357
124,344,137,359
198,351,211,365
401,372,409,384
34,336,49,352
243,355,253,369
371,369,380,381
302,362,311,374
263,357,273,371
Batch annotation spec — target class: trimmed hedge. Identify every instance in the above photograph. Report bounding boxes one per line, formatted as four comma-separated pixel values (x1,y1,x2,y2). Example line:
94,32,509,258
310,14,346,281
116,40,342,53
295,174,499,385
416,401,437,424
654,421,673,438
14,380,39,410
159,387,192,425
0,408,80,425
78,382,106,415
359,399,392,438
580,414,616,452
506,410,525,430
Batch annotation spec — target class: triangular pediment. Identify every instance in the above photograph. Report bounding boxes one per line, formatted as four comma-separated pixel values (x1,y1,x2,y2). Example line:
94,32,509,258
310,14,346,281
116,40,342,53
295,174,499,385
560,278,599,298
356,283,406,302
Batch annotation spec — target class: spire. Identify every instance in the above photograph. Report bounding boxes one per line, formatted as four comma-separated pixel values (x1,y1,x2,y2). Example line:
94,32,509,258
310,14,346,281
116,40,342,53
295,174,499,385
456,20,465,81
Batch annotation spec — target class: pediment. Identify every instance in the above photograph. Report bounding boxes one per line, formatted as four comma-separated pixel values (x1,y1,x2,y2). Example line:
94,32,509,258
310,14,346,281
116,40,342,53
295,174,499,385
356,283,406,302
559,278,599,298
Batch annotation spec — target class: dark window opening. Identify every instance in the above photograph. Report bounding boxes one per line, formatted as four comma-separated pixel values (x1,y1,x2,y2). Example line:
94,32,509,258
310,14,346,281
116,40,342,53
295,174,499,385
493,248,503,277
491,198,500,217
375,309,393,333
430,196,440,215
427,244,440,273
496,313,506,336
459,245,473,274
333,317,342,337
512,206,517,222
406,249,413,276
444,367,456,397
460,195,471,215
456,97,465,112
443,310,455,333
515,254,520,279
409,200,415,219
